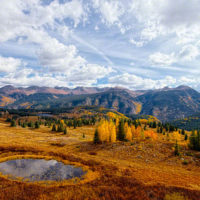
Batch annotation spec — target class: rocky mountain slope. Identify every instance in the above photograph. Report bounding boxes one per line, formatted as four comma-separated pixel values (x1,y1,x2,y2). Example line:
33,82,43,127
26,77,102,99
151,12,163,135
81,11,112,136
0,85,200,121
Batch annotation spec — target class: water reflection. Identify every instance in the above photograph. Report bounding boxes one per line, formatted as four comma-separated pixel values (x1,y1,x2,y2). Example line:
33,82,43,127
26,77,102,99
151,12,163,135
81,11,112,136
0,159,86,181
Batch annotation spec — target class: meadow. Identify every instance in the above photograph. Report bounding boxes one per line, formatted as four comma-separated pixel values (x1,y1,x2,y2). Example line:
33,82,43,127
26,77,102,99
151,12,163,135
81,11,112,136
0,118,200,200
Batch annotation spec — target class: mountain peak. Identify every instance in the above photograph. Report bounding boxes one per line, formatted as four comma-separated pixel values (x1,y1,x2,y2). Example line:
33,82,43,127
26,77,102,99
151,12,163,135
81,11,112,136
1,85,15,90
176,85,192,90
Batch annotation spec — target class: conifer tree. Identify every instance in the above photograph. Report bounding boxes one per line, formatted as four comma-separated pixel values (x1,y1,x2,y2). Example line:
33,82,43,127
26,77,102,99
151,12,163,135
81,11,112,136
18,120,21,126
174,140,180,156
22,122,27,128
35,121,40,129
73,119,77,129
184,134,188,140
189,130,196,150
152,121,157,128
57,124,64,132
52,124,56,132
10,119,16,127
94,128,100,144
64,127,67,135
118,120,125,141
181,129,185,135
28,121,34,128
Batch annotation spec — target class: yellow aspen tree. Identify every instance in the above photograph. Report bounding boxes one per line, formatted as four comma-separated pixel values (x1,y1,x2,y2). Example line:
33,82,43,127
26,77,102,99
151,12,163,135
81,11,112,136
115,118,119,127
109,121,117,143
104,120,110,142
98,120,110,142
124,122,132,141
172,131,181,142
125,126,132,141
134,126,141,139
131,125,136,139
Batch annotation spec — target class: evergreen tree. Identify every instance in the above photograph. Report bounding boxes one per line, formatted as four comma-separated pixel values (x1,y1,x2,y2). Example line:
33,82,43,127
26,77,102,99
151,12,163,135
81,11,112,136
163,131,166,135
22,122,27,128
10,119,16,127
64,127,67,135
174,140,180,156
52,124,56,132
35,121,40,128
160,126,163,133
165,125,169,132
152,121,157,128
118,120,125,141
18,120,21,126
28,121,34,128
6,117,11,122
68,120,72,128
181,129,185,135
189,130,197,150
73,119,77,129
94,128,100,144
57,123,64,132
184,134,188,140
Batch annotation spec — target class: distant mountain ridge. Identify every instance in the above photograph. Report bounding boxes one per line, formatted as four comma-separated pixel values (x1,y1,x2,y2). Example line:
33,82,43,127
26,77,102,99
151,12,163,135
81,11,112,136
0,85,200,121
0,85,110,95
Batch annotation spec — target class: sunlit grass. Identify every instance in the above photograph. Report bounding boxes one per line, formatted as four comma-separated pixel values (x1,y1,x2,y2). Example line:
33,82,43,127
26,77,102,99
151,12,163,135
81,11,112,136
0,119,199,199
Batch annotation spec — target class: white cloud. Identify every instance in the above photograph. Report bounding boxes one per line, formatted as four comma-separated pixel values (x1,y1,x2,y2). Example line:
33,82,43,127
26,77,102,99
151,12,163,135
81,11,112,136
149,52,176,66
108,73,200,91
108,73,177,90
178,45,200,61
0,0,200,90
37,39,85,72
0,0,85,42
0,0,114,87
124,0,200,48
129,39,144,47
0,63,113,88
0,56,23,73
92,0,125,32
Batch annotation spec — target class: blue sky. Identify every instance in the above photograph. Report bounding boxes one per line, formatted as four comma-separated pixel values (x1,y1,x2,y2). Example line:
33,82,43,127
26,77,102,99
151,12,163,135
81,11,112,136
0,0,200,90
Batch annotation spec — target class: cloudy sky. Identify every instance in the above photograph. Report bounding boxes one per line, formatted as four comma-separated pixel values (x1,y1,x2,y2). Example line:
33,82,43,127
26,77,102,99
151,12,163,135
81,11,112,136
0,0,200,90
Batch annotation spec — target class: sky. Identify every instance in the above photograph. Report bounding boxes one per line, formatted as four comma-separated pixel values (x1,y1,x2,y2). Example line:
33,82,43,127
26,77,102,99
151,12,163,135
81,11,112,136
0,0,200,91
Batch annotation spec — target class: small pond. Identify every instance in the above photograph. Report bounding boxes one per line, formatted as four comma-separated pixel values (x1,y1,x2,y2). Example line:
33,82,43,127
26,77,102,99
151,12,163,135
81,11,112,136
0,159,86,182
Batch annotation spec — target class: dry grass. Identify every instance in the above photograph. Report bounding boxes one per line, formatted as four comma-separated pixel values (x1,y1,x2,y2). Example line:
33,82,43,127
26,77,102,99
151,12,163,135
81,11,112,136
0,119,200,200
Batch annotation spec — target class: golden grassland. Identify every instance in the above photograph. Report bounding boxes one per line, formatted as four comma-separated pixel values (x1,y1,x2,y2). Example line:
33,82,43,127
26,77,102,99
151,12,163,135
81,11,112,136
0,119,200,200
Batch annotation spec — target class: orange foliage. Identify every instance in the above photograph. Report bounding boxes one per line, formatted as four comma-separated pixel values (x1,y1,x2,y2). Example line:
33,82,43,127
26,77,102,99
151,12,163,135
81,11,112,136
131,125,142,139
144,130,157,141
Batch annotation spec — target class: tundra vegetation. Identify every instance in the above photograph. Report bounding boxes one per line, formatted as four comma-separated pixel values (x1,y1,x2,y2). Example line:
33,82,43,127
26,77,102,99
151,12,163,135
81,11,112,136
0,108,199,200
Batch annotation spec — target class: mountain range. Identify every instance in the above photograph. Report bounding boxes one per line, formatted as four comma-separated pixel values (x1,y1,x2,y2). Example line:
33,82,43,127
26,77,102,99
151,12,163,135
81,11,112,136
0,85,200,122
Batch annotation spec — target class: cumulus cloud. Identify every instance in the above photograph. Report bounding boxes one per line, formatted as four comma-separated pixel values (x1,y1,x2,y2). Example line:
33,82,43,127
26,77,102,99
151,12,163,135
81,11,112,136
108,73,177,90
129,0,200,44
92,0,125,33
0,56,23,73
0,0,200,90
0,0,114,87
